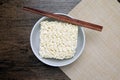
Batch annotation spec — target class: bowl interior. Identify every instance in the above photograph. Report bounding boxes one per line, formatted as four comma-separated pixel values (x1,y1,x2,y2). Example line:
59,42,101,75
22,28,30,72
30,13,85,67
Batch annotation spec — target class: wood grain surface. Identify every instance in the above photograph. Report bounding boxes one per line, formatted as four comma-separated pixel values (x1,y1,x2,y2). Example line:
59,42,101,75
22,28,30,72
0,0,80,80
61,0,120,80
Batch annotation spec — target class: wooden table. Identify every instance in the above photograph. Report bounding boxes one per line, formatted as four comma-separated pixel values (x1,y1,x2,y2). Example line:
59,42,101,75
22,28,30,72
0,0,80,80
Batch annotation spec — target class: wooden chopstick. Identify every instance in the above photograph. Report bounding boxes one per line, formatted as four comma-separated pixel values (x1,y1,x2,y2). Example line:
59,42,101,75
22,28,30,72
23,7,103,31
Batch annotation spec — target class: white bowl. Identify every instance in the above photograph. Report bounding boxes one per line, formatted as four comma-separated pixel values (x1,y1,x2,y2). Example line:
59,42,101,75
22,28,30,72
30,13,85,67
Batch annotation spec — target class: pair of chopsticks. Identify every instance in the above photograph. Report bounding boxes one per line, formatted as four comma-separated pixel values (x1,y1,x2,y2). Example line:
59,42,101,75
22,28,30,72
23,7,103,32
